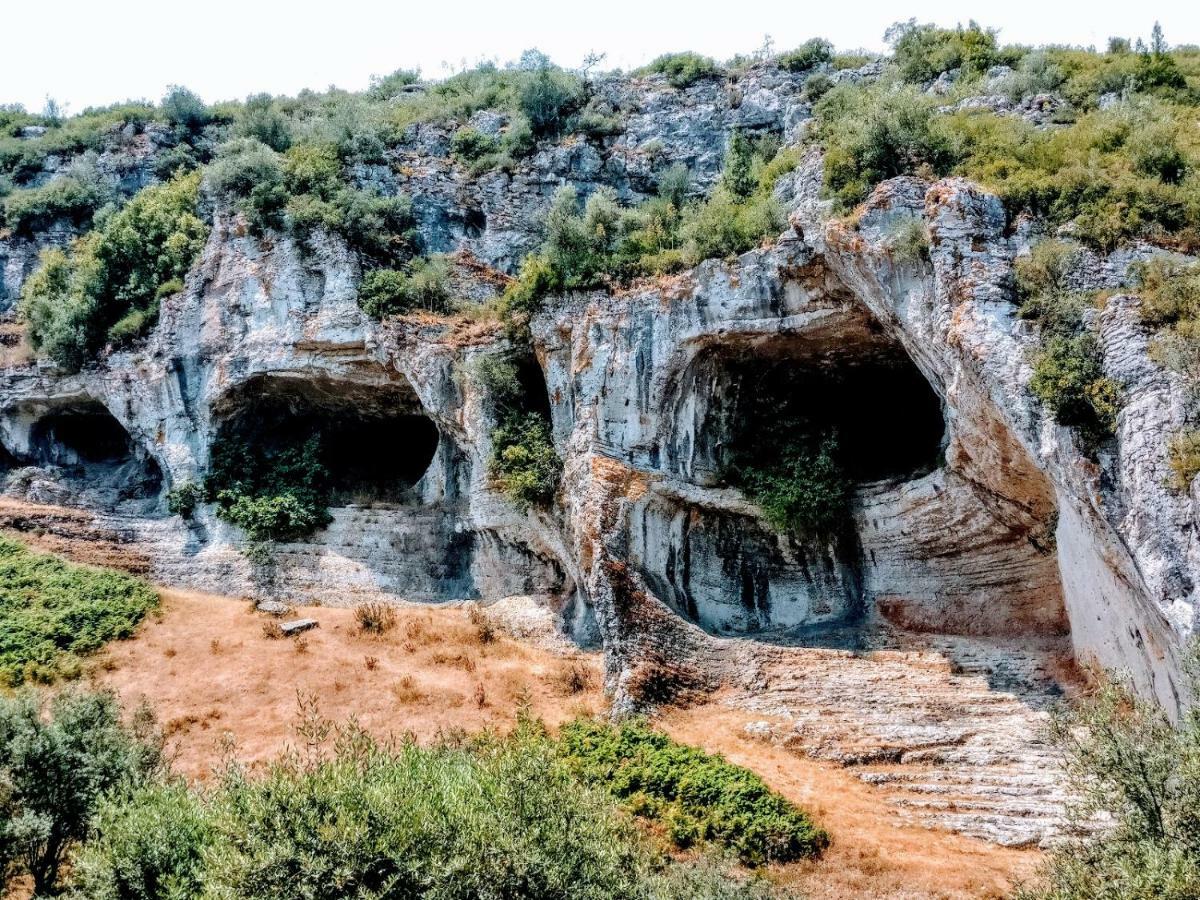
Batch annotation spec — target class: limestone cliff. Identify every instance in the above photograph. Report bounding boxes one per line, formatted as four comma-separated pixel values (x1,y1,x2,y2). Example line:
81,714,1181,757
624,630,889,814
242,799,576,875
0,60,1195,733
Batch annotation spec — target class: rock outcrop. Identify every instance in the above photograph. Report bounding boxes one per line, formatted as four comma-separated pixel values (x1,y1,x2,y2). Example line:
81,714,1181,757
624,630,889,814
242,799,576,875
1,62,1198,842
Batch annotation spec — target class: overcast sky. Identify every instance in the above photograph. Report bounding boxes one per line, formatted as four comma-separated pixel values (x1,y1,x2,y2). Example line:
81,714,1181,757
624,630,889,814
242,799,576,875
4,0,1199,113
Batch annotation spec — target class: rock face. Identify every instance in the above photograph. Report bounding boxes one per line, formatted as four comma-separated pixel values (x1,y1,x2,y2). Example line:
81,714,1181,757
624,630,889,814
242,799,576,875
1,66,1197,810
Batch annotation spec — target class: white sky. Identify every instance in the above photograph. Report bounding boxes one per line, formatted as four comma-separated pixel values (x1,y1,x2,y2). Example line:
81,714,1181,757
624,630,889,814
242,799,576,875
4,0,1200,114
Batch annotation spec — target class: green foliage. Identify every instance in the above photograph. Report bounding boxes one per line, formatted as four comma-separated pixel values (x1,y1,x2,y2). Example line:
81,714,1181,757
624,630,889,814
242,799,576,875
160,86,210,135
887,217,929,263
1030,333,1121,447
68,711,775,899
1168,430,1200,492
947,98,1200,251
0,688,164,896
0,102,159,186
816,81,957,209
367,68,421,101
490,412,561,510
886,19,1014,83
69,781,211,900
517,57,584,136
449,125,500,162
235,93,293,152
357,255,452,318
557,718,828,866
1014,241,1121,448
498,145,794,336
638,52,723,88
777,39,833,73
166,481,203,519
205,435,332,543
479,353,562,510
1018,668,1200,899
20,172,207,370
736,436,849,535
0,535,158,687
204,138,418,263
2,157,112,235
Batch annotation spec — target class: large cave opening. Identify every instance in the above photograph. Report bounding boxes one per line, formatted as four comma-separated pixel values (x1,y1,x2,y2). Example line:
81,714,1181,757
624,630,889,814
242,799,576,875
673,322,946,500
24,400,162,499
213,374,440,504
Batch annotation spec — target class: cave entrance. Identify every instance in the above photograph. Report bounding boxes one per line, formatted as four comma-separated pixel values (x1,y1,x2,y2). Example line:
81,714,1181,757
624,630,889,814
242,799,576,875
212,374,440,503
674,324,946,496
25,400,162,498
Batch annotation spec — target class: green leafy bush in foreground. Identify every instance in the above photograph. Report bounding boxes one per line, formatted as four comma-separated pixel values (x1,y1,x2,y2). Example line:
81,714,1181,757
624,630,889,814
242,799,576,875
70,709,786,899
1019,666,1200,900
558,718,829,866
0,689,165,896
0,537,159,686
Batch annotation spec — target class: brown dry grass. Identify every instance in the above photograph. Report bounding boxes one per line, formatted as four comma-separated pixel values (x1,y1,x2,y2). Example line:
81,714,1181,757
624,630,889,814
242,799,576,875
92,589,605,780
660,704,1041,900
89,589,1041,898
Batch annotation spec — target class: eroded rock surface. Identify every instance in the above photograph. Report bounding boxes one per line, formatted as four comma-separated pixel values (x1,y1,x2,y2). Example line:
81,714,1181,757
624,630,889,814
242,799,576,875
2,63,1198,845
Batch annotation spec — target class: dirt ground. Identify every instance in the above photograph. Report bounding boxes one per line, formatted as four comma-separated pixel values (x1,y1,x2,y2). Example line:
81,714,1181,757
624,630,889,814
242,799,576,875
89,588,1042,899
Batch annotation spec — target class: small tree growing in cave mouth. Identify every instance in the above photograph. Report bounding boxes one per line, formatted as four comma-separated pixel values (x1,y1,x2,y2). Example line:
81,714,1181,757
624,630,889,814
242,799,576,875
718,344,945,537
205,376,441,544
476,352,561,510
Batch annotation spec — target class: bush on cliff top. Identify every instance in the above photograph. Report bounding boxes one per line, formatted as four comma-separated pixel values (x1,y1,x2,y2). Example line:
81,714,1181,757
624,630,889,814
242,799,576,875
19,171,208,371
0,688,165,897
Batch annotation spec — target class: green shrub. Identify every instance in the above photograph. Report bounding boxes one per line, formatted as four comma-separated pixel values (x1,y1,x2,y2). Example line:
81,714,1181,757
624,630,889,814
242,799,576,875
1017,669,1200,900
0,689,164,896
517,58,583,136
367,68,421,101
70,712,771,899
1167,430,1200,492
817,81,957,209
778,38,833,73
205,435,332,544
20,171,208,371
490,412,561,509
1030,333,1121,447
449,125,500,162
946,98,1200,251
1134,257,1200,329
888,217,930,263
203,138,286,232
1,159,112,235
638,52,723,88
477,353,562,510
160,86,209,135
68,782,211,900
235,93,293,152
0,536,159,687
557,717,828,866
166,481,203,519
886,19,1013,83
357,255,452,318
996,51,1067,102
736,436,849,534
